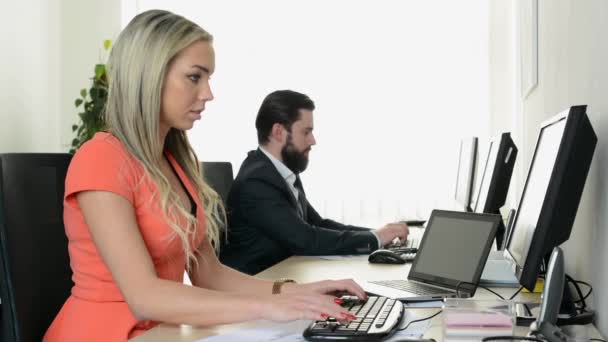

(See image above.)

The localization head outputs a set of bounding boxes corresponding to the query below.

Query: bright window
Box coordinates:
[128,0,490,227]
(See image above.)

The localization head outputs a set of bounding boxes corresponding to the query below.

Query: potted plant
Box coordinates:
[69,40,111,153]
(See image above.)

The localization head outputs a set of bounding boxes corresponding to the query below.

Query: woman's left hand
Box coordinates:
[282,279,368,300]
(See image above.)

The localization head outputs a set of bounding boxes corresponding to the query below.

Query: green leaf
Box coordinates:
[72,138,79,146]
[75,99,83,107]
[104,39,112,51]
[72,124,78,132]
[80,88,87,98]
[94,64,105,80]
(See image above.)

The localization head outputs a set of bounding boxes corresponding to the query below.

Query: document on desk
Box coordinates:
[387,318,432,340]
[195,318,431,341]
[195,320,308,342]
[196,328,304,342]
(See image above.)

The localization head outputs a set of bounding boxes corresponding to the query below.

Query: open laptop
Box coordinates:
[363,210,501,301]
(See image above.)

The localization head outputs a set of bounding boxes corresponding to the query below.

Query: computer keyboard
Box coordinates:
[303,295,405,341]
[368,280,447,296]
[387,237,420,252]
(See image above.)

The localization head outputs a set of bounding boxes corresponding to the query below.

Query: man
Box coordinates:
[220,90,409,275]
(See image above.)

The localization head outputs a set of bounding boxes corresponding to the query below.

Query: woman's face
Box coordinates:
[160,40,215,133]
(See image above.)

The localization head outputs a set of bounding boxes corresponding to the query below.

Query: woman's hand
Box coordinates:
[259,292,357,323]
[256,279,367,322]
[283,279,368,300]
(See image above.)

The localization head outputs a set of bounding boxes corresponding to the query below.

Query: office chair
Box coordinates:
[0,154,73,342]
[201,161,233,205]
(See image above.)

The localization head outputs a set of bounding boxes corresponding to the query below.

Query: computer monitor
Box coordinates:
[473,133,518,249]
[454,137,478,212]
[504,105,597,292]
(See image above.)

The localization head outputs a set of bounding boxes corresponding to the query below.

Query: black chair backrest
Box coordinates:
[0,153,73,342]
[201,162,233,205]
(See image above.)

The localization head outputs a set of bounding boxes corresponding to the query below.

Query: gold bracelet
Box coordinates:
[272,278,296,295]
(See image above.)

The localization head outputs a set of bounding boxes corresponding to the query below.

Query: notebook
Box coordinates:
[363,210,501,301]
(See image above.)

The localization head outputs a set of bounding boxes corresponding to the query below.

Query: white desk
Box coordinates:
[133,254,603,341]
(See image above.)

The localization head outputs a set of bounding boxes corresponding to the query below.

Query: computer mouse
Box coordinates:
[368,249,407,264]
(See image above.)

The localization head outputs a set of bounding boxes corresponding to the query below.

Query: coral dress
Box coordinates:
[44,132,206,341]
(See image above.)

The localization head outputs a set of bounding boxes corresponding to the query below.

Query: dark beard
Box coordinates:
[281,136,309,174]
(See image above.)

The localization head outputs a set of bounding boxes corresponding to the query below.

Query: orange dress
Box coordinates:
[44,132,206,341]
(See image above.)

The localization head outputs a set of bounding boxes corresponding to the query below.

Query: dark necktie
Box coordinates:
[293,176,308,221]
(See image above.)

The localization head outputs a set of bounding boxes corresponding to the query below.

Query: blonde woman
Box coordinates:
[45,9,363,342]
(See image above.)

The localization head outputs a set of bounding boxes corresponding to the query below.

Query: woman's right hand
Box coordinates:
[259,293,357,323]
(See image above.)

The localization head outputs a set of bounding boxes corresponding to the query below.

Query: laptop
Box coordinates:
[363,210,501,301]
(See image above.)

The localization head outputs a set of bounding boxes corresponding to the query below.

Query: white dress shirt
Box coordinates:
[259,146,382,248]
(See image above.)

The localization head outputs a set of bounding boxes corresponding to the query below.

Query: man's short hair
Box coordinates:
[255,90,315,145]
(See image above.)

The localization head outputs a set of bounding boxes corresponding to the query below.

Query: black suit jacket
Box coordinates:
[219,149,378,275]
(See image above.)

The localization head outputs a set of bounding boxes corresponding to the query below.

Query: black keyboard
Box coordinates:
[368,280,448,296]
[386,237,420,252]
[303,296,405,341]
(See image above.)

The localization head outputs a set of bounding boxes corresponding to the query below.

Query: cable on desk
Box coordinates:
[566,274,587,311]
[481,336,543,342]
[563,274,596,321]
[508,286,523,300]
[576,280,593,302]
[456,281,505,300]
[538,273,594,315]
[397,310,442,332]
[568,276,592,308]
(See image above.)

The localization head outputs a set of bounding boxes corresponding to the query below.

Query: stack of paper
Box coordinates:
[443,299,515,341]
[444,312,513,339]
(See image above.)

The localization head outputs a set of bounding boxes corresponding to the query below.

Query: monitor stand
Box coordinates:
[491,208,516,251]
[516,258,594,327]
[542,253,595,325]
[516,280,595,326]
[494,219,506,250]
[529,247,576,342]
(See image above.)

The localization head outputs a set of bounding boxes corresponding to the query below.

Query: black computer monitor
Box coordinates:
[504,105,597,292]
[473,133,518,249]
[454,137,478,212]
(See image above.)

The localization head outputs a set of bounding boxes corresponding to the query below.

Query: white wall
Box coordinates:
[490,0,608,334]
[1,1,62,152]
[133,0,492,227]
[0,0,121,153]
[59,0,123,152]
[488,0,520,213]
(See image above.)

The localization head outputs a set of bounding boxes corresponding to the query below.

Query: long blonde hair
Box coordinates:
[104,9,225,269]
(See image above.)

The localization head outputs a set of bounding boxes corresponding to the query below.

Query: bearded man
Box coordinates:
[219,90,409,274]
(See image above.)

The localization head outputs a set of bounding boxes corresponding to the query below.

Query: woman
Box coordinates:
[45,9,363,341]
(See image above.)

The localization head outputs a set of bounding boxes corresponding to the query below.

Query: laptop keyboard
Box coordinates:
[303,295,405,341]
[369,280,448,296]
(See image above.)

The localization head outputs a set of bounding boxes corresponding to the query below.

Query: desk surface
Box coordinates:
[133,253,603,342]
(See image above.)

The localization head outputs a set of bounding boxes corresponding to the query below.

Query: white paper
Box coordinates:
[196,317,431,341]
[196,328,303,342]
[387,318,432,340]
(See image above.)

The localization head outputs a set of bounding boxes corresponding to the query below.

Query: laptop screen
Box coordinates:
[408,210,500,291]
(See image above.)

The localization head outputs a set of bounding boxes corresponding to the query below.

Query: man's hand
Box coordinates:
[376,222,409,246]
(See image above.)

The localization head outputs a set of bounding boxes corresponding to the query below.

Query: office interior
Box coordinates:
[1,0,606,339]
